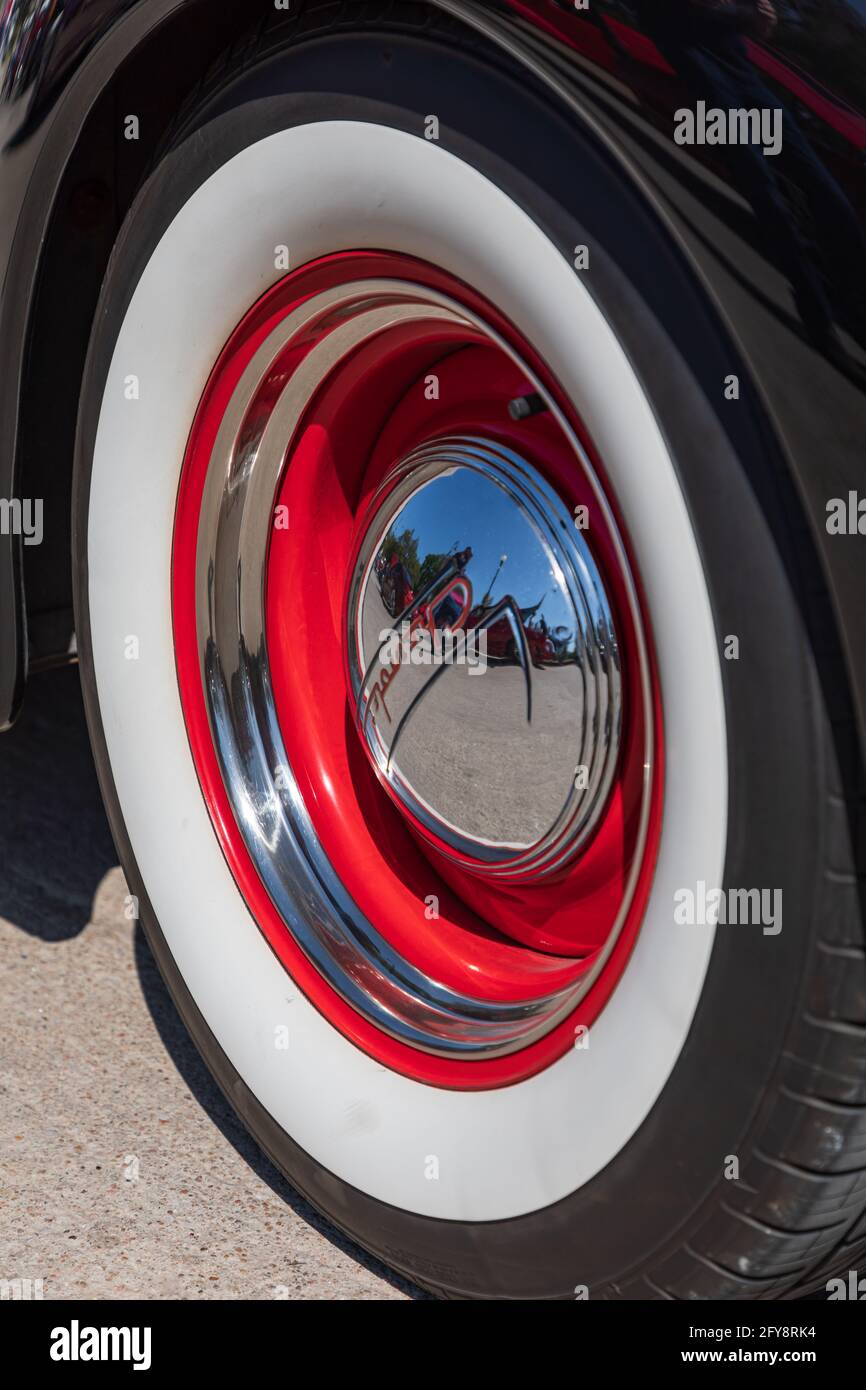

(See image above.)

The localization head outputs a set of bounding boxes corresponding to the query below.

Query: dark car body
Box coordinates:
[1,0,865,787]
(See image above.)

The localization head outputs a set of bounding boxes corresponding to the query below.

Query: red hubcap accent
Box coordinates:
[172,251,664,1089]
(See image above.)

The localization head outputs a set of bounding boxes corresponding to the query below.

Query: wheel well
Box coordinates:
[19,0,258,666]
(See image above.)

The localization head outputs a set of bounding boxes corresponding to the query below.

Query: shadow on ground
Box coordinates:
[0,666,116,940]
[0,665,426,1298]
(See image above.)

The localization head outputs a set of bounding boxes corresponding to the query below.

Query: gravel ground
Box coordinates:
[0,667,419,1301]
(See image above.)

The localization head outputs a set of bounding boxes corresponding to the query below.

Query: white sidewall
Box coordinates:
[88,122,726,1221]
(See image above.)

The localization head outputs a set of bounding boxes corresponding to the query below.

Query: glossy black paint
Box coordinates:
[1,0,865,759]
[0,0,248,725]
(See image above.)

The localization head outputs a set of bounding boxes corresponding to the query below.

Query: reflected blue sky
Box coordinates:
[385,468,577,640]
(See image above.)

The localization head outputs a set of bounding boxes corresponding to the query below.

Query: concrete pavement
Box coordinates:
[0,668,418,1300]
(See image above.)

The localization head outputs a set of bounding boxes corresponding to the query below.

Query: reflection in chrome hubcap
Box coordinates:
[347,437,622,880]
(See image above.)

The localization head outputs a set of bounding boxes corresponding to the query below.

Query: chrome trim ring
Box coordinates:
[346,436,622,880]
[193,276,654,1059]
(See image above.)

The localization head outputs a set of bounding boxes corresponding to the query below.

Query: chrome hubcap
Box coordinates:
[347,436,622,881]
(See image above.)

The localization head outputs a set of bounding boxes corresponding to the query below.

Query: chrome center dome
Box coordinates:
[346,437,622,881]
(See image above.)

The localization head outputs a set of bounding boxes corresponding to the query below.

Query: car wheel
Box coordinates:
[72,3,866,1299]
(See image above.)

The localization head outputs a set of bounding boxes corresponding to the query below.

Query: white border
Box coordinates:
[88,122,726,1221]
